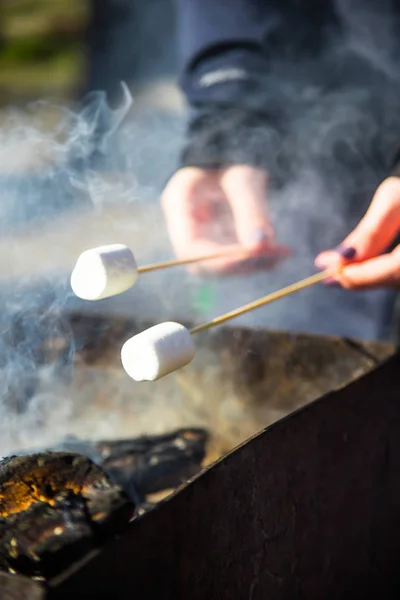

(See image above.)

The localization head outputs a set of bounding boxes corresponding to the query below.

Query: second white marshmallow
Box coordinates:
[121,322,196,381]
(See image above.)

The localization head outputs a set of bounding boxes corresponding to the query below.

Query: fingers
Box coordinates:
[161,165,290,275]
[184,244,290,275]
[161,167,208,257]
[221,164,292,263]
[220,165,275,248]
[347,177,400,258]
[315,177,400,272]
[333,245,400,289]
[175,241,246,275]
[161,168,246,273]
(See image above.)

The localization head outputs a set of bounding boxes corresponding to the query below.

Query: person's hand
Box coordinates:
[315,177,400,288]
[161,165,291,274]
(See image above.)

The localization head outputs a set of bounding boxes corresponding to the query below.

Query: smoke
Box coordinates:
[0,84,137,454]
[0,77,189,455]
[228,0,400,340]
[335,0,400,81]
[1,1,400,454]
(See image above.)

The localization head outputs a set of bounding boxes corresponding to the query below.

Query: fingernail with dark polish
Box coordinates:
[336,246,357,260]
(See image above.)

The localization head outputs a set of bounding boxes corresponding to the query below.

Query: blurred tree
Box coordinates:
[0,0,89,103]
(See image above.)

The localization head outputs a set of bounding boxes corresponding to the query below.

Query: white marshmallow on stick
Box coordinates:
[121,322,195,382]
[70,244,138,301]
[121,269,336,382]
[71,244,243,302]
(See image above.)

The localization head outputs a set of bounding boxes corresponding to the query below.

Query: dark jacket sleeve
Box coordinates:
[176,0,285,171]
[178,0,272,105]
[176,0,400,180]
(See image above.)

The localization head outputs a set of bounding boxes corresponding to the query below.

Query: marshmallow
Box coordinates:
[121,322,195,381]
[70,244,138,301]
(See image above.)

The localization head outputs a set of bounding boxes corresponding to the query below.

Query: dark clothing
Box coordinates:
[177,0,400,177]
[174,1,400,342]
[178,0,337,106]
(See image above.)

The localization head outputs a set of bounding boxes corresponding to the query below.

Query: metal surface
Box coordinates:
[47,350,400,599]
[0,338,398,598]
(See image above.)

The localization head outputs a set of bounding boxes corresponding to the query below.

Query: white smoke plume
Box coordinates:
[0,1,400,454]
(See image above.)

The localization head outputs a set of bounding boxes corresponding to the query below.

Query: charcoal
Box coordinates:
[0,452,135,580]
[29,428,209,502]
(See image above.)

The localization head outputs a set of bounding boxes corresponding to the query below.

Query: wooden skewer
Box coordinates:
[189,269,336,335]
[138,250,242,274]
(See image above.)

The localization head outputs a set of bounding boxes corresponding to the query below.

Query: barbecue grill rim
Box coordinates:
[47,348,399,590]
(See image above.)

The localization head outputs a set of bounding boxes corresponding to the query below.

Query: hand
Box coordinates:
[315,177,400,288]
[161,165,290,274]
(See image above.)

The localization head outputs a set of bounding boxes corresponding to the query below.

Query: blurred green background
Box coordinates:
[0,0,179,109]
[0,0,89,105]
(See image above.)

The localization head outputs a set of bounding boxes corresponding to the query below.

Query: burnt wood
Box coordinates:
[16,428,209,506]
[47,350,400,600]
[0,453,134,581]
[54,428,208,500]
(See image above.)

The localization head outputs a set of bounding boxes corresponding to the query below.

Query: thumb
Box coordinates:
[220,165,274,248]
